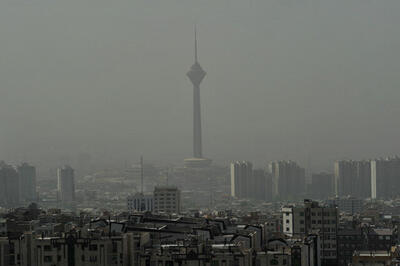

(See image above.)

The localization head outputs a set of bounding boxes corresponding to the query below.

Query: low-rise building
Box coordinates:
[127,193,153,212]
[352,250,392,266]
[326,197,363,215]
[153,186,181,214]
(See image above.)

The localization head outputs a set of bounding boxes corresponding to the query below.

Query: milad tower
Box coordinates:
[184,28,212,168]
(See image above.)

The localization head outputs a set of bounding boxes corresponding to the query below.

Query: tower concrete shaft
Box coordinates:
[193,84,202,158]
[186,28,206,158]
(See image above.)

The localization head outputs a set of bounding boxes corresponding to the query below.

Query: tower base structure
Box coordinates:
[184,157,212,168]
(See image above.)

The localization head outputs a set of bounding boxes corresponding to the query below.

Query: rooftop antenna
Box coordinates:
[140,156,144,195]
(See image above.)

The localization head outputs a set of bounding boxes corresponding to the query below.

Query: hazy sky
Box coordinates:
[1,0,400,171]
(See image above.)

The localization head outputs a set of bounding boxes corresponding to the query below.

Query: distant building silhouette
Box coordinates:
[253,169,272,201]
[269,161,305,200]
[371,157,400,199]
[0,161,19,207]
[308,172,334,199]
[230,161,272,201]
[334,160,357,197]
[230,161,252,198]
[356,160,371,198]
[57,165,75,206]
[17,163,37,202]
[334,160,371,198]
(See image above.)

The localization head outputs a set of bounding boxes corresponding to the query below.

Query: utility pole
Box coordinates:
[140,156,144,195]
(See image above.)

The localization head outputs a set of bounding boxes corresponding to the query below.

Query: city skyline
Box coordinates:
[1,1,400,265]
[1,0,400,172]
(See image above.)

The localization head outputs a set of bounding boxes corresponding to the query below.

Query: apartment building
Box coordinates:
[282,199,338,266]
[153,186,181,214]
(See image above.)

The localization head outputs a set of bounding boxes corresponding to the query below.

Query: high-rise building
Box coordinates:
[334,160,372,199]
[334,160,357,197]
[356,160,371,198]
[57,165,75,205]
[230,162,272,201]
[282,199,338,266]
[230,161,252,198]
[153,186,181,214]
[17,163,37,202]
[308,172,334,199]
[0,162,19,207]
[184,28,211,168]
[269,161,305,200]
[371,157,400,199]
[253,169,272,201]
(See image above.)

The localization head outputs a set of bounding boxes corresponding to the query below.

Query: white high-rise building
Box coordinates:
[153,186,180,214]
[57,165,75,205]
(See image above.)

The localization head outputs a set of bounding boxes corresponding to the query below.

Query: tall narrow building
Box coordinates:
[0,161,20,207]
[371,157,400,199]
[269,160,305,200]
[309,172,334,199]
[334,160,357,197]
[230,161,253,198]
[57,165,75,205]
[184,28,211,168]
[17,163,37,202]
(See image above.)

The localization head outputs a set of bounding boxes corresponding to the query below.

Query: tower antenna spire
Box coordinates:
[194,25,198,62]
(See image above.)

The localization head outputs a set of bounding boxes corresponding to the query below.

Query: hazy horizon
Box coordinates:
[1,0,400,172]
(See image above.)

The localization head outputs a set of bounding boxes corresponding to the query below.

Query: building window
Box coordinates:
[112,242,118,253]
[211,261,220,266]
[270,259,279,265]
